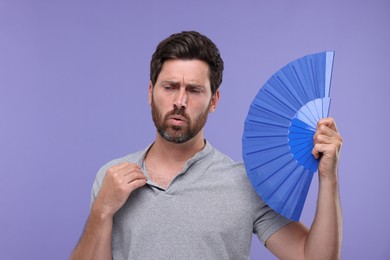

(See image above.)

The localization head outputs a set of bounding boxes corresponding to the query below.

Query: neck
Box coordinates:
[143,131,206,189]
[149,131,206,164]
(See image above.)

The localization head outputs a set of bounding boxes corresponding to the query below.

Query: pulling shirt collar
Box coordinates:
[137,140,213,191]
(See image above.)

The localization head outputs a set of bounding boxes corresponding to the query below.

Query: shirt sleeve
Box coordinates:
[89,166,106,209]
[253,202,292,245]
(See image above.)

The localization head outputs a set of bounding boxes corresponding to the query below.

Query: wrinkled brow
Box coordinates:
[160,80,206,89]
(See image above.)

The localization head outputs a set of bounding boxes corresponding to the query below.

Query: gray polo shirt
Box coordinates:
[91,141,291,260]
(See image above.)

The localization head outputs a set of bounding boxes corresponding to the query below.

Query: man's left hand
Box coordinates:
[312,117,343,180]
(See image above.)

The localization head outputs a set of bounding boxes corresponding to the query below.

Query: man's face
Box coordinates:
[149,59,219,144]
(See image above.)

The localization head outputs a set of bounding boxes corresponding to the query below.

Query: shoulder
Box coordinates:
[206,143,239,166]
[205,145,258,197]
[207,145,247,177]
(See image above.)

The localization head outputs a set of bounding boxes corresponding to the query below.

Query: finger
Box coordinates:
[312,145,320,160]
[127,178,147,191]
[312,142,340,159]
[313,133,334,145]
[317,117,338,132]
[106,171,145,193]
[314,133,343,147]
[315,124,334,137]
[114,164,142,176]
[312,142,327,160]
[124,171,147,184]
[315,122,342,142]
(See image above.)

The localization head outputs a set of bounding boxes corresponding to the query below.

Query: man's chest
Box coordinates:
[113,181,255,241]
[110,163,259,259]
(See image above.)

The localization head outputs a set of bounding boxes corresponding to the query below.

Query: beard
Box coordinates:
[151,97,211,144]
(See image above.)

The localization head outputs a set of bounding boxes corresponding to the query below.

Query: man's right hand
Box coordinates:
[92,162,147,218]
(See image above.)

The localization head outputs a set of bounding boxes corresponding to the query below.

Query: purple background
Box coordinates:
[1,1,389,259]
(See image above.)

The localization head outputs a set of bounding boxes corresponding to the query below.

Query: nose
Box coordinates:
[174,87,187,110]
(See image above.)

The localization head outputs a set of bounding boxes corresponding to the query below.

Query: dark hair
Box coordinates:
[150,31,224,95]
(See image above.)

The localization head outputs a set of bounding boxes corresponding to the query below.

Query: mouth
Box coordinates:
[168,115,188,126]
[169,115,187,122]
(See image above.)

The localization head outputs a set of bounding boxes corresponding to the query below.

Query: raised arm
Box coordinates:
[266,118,343,260]
[71,162,146,260]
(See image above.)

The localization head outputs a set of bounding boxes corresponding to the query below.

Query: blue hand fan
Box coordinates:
[242,51,335,221]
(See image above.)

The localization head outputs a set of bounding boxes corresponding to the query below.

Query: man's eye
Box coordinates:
[189,88,202,94]
[164,85,174,90]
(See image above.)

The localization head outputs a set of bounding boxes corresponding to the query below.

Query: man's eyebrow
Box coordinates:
[160,80,180,86]
[186,83,206,89]
[160,80,206,89]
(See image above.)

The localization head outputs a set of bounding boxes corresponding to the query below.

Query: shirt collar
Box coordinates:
[136,140,213,190]
[136,140,213,170]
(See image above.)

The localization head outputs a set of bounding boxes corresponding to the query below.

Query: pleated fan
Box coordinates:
[242,51,335,221]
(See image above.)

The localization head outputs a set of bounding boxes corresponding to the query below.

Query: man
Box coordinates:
[71,31,342,259]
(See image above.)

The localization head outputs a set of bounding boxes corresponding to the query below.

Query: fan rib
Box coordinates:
[275,75,304,107]
[266,86,302,113]
[280,167,306,211]
[253,158,295,187]
[307,102,320,123]
[294,143,313,161]
[253,104,290,121]
[310,58,320,98]
[266,164,300,200]
[297,109,317,128]
[263,89,296,114]
[246,144,288,155]
[291,65,310,102]
[248,120,288,129]
[250,151,290,171]
[325,52,334,97]
[246,134,286,139]
[312,100,322,121]
[289,123,315,133]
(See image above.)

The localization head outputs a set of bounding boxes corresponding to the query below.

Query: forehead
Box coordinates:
[157,59,210,86]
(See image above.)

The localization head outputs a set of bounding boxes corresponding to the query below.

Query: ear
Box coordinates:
[209,89,220,112]
[148,81,153,105]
